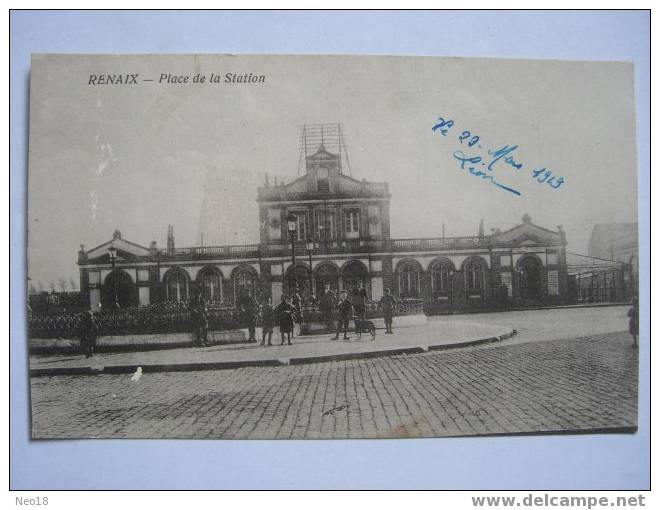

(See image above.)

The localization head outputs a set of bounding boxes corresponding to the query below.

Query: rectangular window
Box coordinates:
[317,211,335,240]
[548,270,559,295]
[290,211,307,241]
[295,212,306,241]
[345,209,360,239]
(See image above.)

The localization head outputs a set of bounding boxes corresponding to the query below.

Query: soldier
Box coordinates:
[319,283,336,333]
[628,296,638,347]
[260,297,275,346]
[78,311,98,358]
[291,287,303,336]
[274,295,295,345]
[352,281,369,322]
[238,289,259,342]
[189,303,203,346]
[379,288,397,334]
[333,290,353,341]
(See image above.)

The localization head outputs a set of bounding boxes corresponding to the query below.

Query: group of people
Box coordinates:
[73,289,641,357]
[244,281,399,346]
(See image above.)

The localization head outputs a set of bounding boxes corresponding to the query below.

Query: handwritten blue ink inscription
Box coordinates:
[432,116,565,196]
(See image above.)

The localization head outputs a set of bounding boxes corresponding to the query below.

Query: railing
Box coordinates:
[28,298,427,339]
[257,185,389,201]
[169,244,261,258]
[391,236,488,250]
[95,236,495,265]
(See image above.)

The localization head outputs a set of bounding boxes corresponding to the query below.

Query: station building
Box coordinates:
[78,125,573,312]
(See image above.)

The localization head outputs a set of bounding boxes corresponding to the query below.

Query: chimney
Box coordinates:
[167,225,175,255]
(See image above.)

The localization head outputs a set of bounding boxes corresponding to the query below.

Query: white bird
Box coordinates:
[130,367,142,382]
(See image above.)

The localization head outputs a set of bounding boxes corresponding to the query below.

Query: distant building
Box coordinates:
[588,223,638,275]
[77,124,571,312]
[564,222,640,303]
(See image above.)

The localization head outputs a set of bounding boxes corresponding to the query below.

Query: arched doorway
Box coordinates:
[233,267,258,303]
[197,267,223,303]
[342,260,369,293]
[397,260,421,298]
[518,256,543,300]
[102,270,136,309]
[315,263,339,295]
[164,268,190,303]
[284,264,312,297]
[463,257,486,297]
[430,258,455,297]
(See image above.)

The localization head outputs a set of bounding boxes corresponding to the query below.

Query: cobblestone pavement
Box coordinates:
[30,332,638,439]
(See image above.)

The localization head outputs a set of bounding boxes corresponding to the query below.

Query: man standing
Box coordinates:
[274,295,295,345]
[189,302,208,347]
[319,283,336,333]
[260,297,275,346]
[78,311,99,358]
[352,281,369,334]
[238,289,259,342]
[333,290,353,341]
[380,288,397,334]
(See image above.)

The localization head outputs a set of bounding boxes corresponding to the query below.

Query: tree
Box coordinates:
[49,282,56,293]
[57,278,68,293]
[69,277,77,291]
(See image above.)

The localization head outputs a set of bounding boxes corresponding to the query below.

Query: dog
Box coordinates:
[354,318,376,340]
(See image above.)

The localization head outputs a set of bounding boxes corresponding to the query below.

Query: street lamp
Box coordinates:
[107,245,118,307]
[286,213,297,294]
[306,238,315,294]
[448,268,454,315]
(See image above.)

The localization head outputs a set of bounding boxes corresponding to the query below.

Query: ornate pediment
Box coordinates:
[491,223,561,246]
[83,237,152,263]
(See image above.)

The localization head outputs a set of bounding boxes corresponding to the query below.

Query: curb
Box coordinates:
[30,328,515,378]
[288,346,426,365]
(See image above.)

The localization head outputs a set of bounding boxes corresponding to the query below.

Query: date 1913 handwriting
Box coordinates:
[432,117,565,196]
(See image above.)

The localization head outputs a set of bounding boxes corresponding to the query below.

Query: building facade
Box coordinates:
[78,128,571,312]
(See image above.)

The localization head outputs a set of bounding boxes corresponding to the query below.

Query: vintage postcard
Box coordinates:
[27,54,639,439]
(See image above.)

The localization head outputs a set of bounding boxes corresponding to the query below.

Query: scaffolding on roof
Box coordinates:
[297,123,352,177]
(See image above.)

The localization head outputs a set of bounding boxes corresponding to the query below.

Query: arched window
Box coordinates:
[464,258,485,295]
[431,260,453,296]
[284,265,312,296]
[166,270,189,302]
[399,263,420,297]
[199,268,222,301]
[342,261,369,292]
[315,264,339,294]
[102,270,135,308]
[234,269,256,301]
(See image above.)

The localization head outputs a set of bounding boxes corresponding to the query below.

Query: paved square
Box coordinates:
[30,331,638,439]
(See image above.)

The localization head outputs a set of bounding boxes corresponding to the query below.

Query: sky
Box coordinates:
[27,54,638,289]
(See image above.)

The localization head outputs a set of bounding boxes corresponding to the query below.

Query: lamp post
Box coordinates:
[306,238,315,294]
[286,213,297,294]
[107,246,118,307]
[448,268,454,315]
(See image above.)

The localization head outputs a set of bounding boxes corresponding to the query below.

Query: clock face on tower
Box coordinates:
[318,167,329,179]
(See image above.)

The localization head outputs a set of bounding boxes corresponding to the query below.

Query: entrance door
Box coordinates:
[102,270,135,308]
[518,256,543,301]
